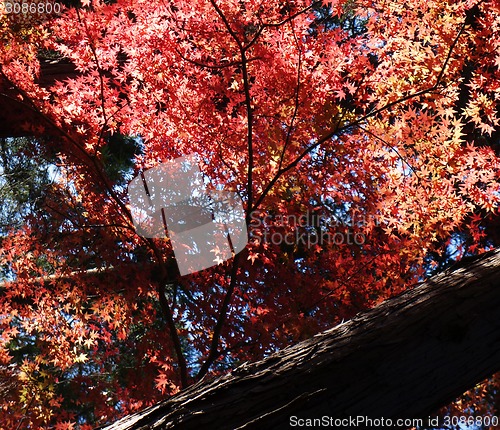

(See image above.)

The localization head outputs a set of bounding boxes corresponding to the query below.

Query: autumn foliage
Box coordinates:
[0,0,500,427]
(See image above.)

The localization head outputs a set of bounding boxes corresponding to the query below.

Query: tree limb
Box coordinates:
[101,249,500,430]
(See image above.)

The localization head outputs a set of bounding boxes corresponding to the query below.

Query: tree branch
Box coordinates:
[251,16,469,212]
[0,68,188,388]
[278,16,302,172]
[196,252,241,380]
[158,282,189,388]
[101,248,500,430]
[208,0,254,219]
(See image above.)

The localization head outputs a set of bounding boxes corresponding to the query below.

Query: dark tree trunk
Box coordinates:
[0,59,76,138]
[100,249,500,430]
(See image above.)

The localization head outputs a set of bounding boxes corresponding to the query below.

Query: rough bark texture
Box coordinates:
[99,249,500,430]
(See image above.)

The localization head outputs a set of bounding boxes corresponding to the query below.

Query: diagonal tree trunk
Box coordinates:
[0,59,77,138]
[100,249,500,430]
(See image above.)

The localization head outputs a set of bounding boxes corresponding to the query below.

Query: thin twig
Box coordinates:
[356,124,420,179]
